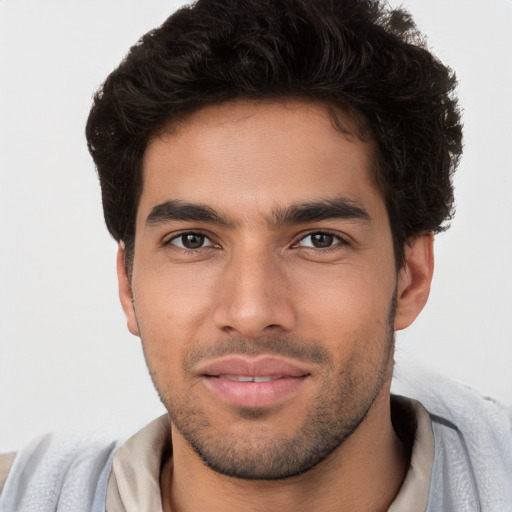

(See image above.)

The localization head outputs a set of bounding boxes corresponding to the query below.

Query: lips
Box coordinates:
[197,356,310,378]
[197,356,310,408]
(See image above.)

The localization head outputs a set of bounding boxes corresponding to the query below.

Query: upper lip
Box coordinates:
[197,356,311,378]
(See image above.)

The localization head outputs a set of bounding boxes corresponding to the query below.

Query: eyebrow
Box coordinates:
[146,197,371,229]
[146,200,237,228]
[269,198,371,227]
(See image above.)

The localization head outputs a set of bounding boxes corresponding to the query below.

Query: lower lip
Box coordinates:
[202,376,307,408]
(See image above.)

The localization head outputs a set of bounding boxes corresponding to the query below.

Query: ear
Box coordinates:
[394,234,434,331]
[116,242,140,337]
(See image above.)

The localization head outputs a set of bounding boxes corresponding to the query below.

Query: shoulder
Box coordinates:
[392,361,512,510]
[393,359,512,454]
[426,395,512,510]
[0,452,16,494]
[393,360,512,435]
[0,434,119,512]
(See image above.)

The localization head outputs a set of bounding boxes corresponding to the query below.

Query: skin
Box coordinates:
[117,99,434,512]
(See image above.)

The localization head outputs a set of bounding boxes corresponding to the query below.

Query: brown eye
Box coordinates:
[298,232,340,249]
[310,233,334,248]
[169,232,212,249]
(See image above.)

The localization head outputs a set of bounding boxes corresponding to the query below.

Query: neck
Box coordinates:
[162,386,408,512]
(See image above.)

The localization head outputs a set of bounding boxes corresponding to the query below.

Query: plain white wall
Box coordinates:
[1,0,511,452]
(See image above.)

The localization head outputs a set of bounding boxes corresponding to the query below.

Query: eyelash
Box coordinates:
[163,230,349,253]
[163,231,217,252]
[293,230,349,252]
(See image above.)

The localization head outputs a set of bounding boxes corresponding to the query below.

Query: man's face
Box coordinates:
[123,99,403,479]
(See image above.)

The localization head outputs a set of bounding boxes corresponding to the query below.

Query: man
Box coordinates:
[1,0,511,511]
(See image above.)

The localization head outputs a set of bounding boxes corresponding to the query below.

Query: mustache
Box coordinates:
[183,335,331,372]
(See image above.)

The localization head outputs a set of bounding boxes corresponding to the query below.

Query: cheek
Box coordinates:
[132,265,218,362]
[295,262,395,328]
[135,261,214,320]
[291,268,396,377]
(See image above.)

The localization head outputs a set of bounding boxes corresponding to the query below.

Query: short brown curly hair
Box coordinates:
[86,0,462,268]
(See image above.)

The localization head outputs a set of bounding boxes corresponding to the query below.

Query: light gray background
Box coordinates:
[1,0,511,452]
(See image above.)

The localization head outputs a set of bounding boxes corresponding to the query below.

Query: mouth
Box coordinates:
[198,356,311,409]
[217,375,286,382]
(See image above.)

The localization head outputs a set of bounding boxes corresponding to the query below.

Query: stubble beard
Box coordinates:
[142,297,397,481]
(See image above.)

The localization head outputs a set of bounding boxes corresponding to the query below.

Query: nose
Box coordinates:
[213,246,296,338]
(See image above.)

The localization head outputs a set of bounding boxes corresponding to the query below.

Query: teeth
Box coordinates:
[223,375,280,382]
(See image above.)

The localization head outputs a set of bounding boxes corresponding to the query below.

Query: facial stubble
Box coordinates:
[139,293,397,481]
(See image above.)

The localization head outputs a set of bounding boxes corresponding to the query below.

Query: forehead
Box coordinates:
[139,99,380,222]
